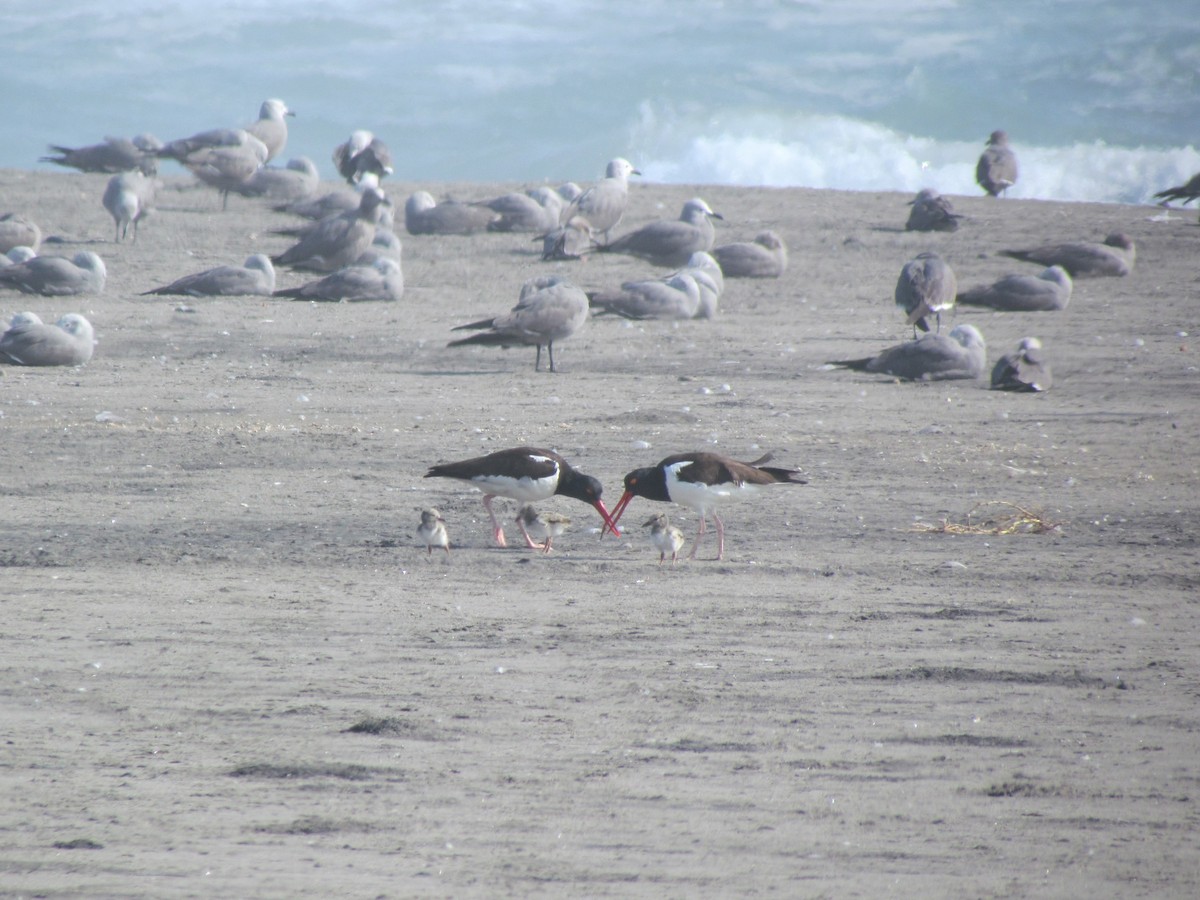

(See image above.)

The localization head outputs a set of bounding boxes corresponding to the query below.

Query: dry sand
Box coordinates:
[2,168,1198,898]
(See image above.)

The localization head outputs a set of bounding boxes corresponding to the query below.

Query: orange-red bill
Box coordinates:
[593,499,621,537]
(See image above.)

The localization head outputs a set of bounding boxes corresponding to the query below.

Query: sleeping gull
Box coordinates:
[828,324,987,382]
[405,191,498,235]
[233,157,320,203]
[141,255,276,296]
[272,187,390,272]
[562,157,639,242]
[588,271,702,320]
[475,186,565,233]
[957,265,1072,311]
[991,337,1052,392]
[448,274,589,373]
[712,230,788,277]
[599,197,723,268]
[0,213,42,254]
[273,256,404,302]
[999,234,1135,278]
[905,189,963,232]
[103,171,157,242]
[0,252,106,295]
[333,130,393,185]
[895,251,957,336]
[0,313,95,366]
[976,130,1018,197]
[1,247,39,267]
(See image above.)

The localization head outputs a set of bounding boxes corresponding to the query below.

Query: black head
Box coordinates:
[623,465,669,502]
[557,469,603,504]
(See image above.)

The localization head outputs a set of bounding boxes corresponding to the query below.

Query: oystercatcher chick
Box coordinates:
[643,513,685,565]
[425,447,619,548]
[416,508,450,556]
[610,452,805,560]
[515,505,571,553]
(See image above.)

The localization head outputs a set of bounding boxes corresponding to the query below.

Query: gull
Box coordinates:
[0,313,95,366]
[895,251,957,335]
[0,213,42,254]
[1153,172,1200,206]
[41,135,161,174]
[991,337,1052,392]
[1,247,39,267]
[828,323,987,382]
[976,130,1018,197]
[271,187,390,272]
[475,186,565,233]
[562,157,639,242]
[905,189,963,232]
[333,130,393,184]
[0,251,106,295]
[405,191,498,235]
[233,157,320,203]
[273,256,403,302]
[998,234,1135,278]
[416,509,450,556]
[644,512,685,566]
[448,275,589,373]
[274,172,381,219]
[957,265,1072,311]
[712,230,788,277]
[141,255,275,296]
[181,130,269,209]
[245,98,294,163]
[540,215,594,261]
[102,171,157,242]
[588,271,702,320]
[599,197,723,268]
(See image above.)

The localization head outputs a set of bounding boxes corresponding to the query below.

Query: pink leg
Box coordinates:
[482,495,507,548]
[689,515,707,559]
[514,516,546,550]
[713,513,726,560]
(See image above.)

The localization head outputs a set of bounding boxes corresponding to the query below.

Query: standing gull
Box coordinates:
[448,275,589,373]
[609,452,806,561]
[102,171,157,242]
[181,130,269,209]
[599,197,723,268]
[417,509,450,556]
[895,251,957,335]
[976,130,1018,197]
[712,230,788,278]
[998,234,1135,278]
[828,323,987,382]
[141,255,276,297]
[0,313,95,366]
[991,337,1052,392]
[424,446,618,548]
[246,99,294,163]
[562,157,639,243]
[271,187,390,272]
[333,130,393,185]
[957,265,1072,311]
[0,252,106,295]
[905,189,963,232]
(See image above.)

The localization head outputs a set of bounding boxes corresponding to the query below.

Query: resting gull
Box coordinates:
[712,230,788,277]
[0,213,42,254]
[999,233,1135,278]
[273,256,404,302]
[0,313,95,366]
[905,189,963,232]
[141,254,276,296]
[588,271,702,320]
[541,216,594,261]
[233,157,320,203]
[0,252,106,295]
[991,337,1052,392]
[333,130,393,185]
[272,187,390,272]
[405,191,498,235]
[828,324,987,382]
[957,265,1072,311]
[599,197,723,268]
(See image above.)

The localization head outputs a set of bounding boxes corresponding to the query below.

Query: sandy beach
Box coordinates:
[2,167,1198,898]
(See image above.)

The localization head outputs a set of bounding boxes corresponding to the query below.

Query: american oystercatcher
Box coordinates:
[609,452,806,560]
[425,447,619,548]
[416,508,450,556]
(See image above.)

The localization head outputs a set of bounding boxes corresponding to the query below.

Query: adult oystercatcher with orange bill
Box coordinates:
[609,452,805,560]
[425,447,619,549]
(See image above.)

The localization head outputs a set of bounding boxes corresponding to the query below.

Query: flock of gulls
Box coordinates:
[0,103,1177,560]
